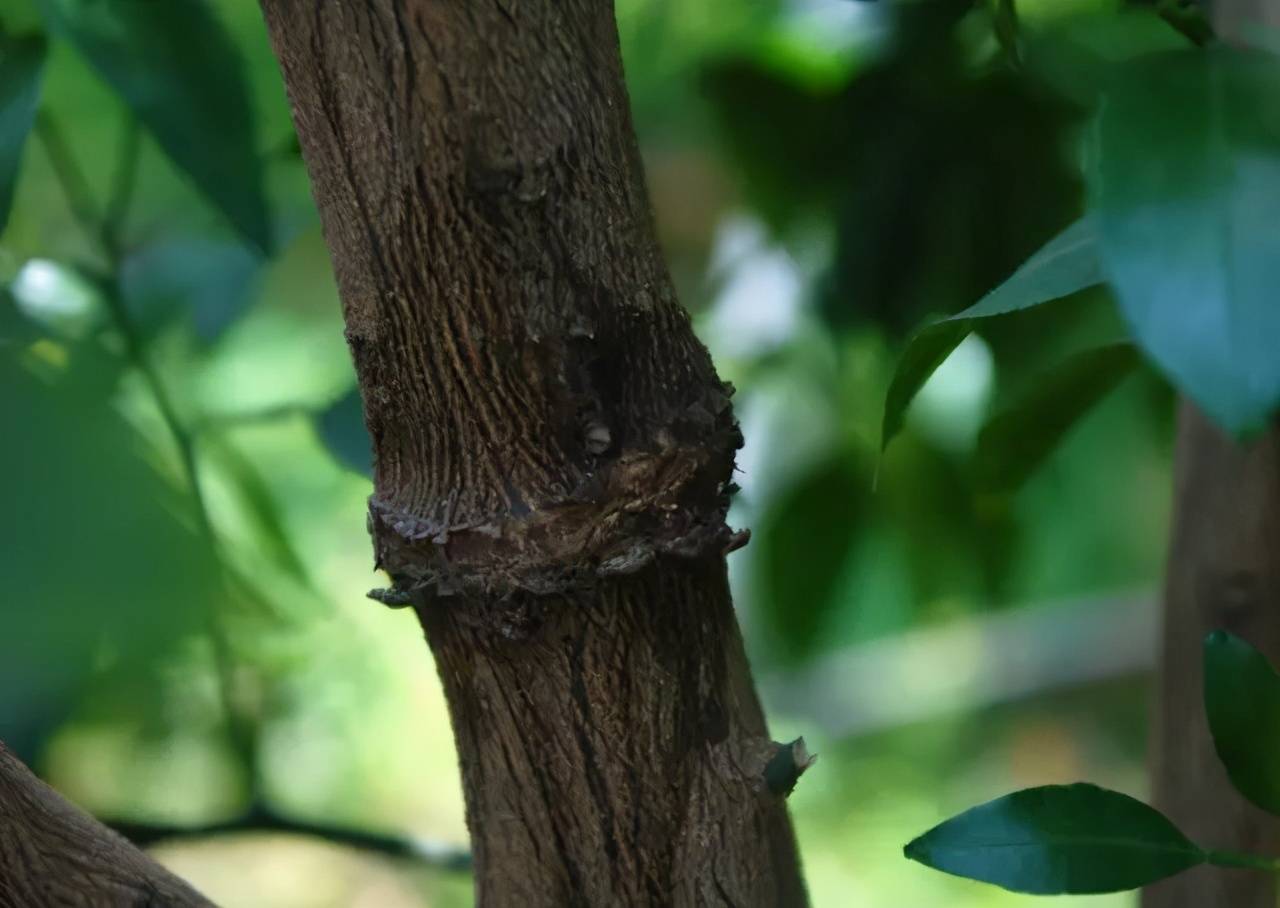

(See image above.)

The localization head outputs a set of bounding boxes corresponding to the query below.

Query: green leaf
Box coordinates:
[0,287,41,348]
[203,434,312,590]
[1156,0,1214,47]
[905,784,1205,894]
[1204,630,1280,815]
[1091,47,1280,436]
[755,455,864,663]
[121,238,263,341]
[882,217,1103,451]
[38,0,273,253]
[0,346,219,757]
[0,34,47,235]
[975,343,1140,492]
[318,388,373,478]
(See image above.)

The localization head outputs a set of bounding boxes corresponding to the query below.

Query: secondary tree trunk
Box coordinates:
[0,741,211,905]
[259,3,808,905]
[1143,1,1280,905]
[1144,404,1280,908]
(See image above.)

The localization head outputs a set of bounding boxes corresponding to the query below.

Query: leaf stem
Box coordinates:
[1206,850,1280,873]
[34,113,108,261]
[35,110,259,780]
[103,114,142,252]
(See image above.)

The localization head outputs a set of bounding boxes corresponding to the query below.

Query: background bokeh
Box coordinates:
[0,0,1188,904]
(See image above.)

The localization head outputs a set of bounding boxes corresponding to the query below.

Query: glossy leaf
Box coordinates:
[1091,47,1280,435]
[0,34,47,234]
[975,343,1140,492]
[882,217,1103,451]
[905,784,1205,894]
[38,0,273,252]
[1204,630,1280,815]
[318,388,373,478]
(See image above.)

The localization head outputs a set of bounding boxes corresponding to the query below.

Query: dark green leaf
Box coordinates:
[882,217,1103,451]
[992,0,1020,63]
[1091,47,1280,435]
[1204,630,1280,815]
[0,34,47,235]
[318,388,373,478]
[975,343,1140,492]
[754,456,864,663]
[0,348,218,757]
[1156,0,1214,47]
[121,239,262,341]
[905,784,1205,894]
[707,18,1081,341]
[0,287,40,348]
[38,0,273,252]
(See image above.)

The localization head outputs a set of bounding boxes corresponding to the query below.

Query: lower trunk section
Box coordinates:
[419,558,807,907]
[1143,404,1280,908]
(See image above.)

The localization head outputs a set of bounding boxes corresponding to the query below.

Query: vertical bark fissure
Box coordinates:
[260,2,807,904]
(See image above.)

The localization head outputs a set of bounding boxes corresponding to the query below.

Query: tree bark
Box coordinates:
[258,3,808,905]
[0,741,211,906]
[1143,404,1280,908]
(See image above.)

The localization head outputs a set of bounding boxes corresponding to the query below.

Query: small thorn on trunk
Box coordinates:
[368,587,415,608]
[723,528,751,555]
[764,737,817,797]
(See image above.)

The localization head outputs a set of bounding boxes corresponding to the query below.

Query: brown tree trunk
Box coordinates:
[0,741,211,905]
[258,3,807,905]
[1143,404,1280,908]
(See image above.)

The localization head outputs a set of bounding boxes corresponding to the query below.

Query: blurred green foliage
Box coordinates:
[0,0,1239,904]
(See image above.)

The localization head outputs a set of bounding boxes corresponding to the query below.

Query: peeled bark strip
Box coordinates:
[259,2,807,904]
[1144,405,1280,908]
[0,742,211,906]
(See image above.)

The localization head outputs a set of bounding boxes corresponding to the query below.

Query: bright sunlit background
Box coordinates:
[0,0,1185,904]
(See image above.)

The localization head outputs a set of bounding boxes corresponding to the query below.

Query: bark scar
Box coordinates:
[369,433,741,601]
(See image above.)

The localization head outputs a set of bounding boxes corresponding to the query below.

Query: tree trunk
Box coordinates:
[1143,404,1280,908]
[258,3,808,905]
[0,741,211,905]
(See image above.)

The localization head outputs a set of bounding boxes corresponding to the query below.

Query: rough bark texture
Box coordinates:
[259,2,807,905]
[0,741,211,906]
[1144,405,1280,908]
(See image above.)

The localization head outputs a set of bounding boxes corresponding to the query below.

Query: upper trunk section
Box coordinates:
[262,0,741,601]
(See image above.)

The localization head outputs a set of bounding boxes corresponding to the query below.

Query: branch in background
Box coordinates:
[764,592,1155,738]
[110,805,473,874]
